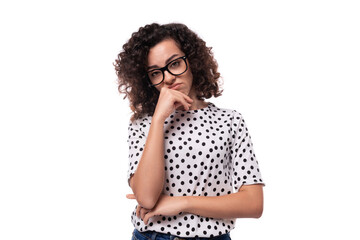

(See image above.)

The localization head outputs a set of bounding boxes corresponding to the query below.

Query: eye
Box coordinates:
[150,71,160,77]
[170,60,181,68]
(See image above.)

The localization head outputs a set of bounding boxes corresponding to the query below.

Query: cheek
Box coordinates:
[185,72,193,85]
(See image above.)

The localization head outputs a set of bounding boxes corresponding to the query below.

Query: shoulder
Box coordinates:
[210,102,243,120]
[128,114,152,132]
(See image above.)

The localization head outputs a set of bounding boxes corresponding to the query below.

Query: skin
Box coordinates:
[127,38,199,210]
[126,184,264,225]
[148,38,209,123]
[126,38,264,225]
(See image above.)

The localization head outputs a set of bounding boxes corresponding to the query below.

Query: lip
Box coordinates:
[169,83,182,90]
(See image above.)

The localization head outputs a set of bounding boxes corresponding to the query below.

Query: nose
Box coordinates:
[163,69,175,86]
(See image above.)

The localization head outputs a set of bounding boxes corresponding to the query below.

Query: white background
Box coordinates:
[1,0,359,239]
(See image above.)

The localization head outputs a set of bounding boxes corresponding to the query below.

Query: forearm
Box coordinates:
[183,190,263,219]
[132,118,165,209]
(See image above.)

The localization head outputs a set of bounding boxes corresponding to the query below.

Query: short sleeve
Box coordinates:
[126,118,147,187]
[230,111,265,192]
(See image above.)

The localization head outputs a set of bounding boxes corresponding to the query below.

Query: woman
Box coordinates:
[114,23,265,240]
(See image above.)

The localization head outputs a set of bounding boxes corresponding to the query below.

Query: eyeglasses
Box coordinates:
[146,56,188,87]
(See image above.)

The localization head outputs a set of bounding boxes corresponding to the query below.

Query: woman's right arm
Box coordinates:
[129,117,165,210]
[129,87,193,210]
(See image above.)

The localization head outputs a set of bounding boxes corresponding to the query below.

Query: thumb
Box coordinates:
[126,194,136,199]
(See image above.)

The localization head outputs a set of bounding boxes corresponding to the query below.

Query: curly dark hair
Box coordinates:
[113,22,223,121]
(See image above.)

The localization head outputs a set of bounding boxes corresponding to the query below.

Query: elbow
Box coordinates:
[133,185,160,210]
[252,188,264,218]
[254,206,263,218]
[136,195,158,210]
[132,188,161,210]
[252,203,263,218]
[130,175,161,209]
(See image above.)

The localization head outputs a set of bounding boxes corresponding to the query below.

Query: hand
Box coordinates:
[126,193,188,225]
[153,87,193,123]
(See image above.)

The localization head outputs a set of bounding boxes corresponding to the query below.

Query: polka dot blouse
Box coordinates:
[127,102,265,238]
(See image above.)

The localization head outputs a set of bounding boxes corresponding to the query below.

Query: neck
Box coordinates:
[176,98,207,111]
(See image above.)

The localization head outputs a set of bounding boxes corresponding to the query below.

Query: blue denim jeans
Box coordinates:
[131,229,231,240]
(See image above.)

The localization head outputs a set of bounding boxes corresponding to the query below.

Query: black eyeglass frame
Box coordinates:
[146,56,188,87]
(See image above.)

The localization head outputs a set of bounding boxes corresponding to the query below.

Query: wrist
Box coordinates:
[152,114,165,124]
[182,196,192,213]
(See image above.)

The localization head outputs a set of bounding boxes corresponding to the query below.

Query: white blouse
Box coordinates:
[127,102,265,238]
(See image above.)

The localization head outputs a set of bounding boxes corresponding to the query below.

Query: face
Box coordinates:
[147,38,195,98]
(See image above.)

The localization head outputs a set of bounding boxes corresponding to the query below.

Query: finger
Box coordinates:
[173,90,193,103]
[179,92,193,103]
[143,211,154,225]
[185,95,193,103]
[126,194,136,199]
[140,207,148,222]
[178,94,193,109]
[174,101,182,109]
[173,95,191,111]
[136,205,141,218]
[181,98,191,111]
[175,101,190,111]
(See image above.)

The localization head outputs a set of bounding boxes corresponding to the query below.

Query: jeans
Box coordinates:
[131,229,231,240]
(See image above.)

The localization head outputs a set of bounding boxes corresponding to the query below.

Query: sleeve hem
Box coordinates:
[234,180,266,191]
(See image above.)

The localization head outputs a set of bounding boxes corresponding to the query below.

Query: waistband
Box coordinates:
[133,228,230,240]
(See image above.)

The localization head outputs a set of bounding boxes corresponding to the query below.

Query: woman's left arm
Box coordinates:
[184,184,264,219]
[126,184,264,225]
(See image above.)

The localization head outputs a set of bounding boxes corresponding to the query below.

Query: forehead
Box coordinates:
[147,38,184,65]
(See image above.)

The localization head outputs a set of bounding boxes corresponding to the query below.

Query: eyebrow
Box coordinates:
[147,54,180,70]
